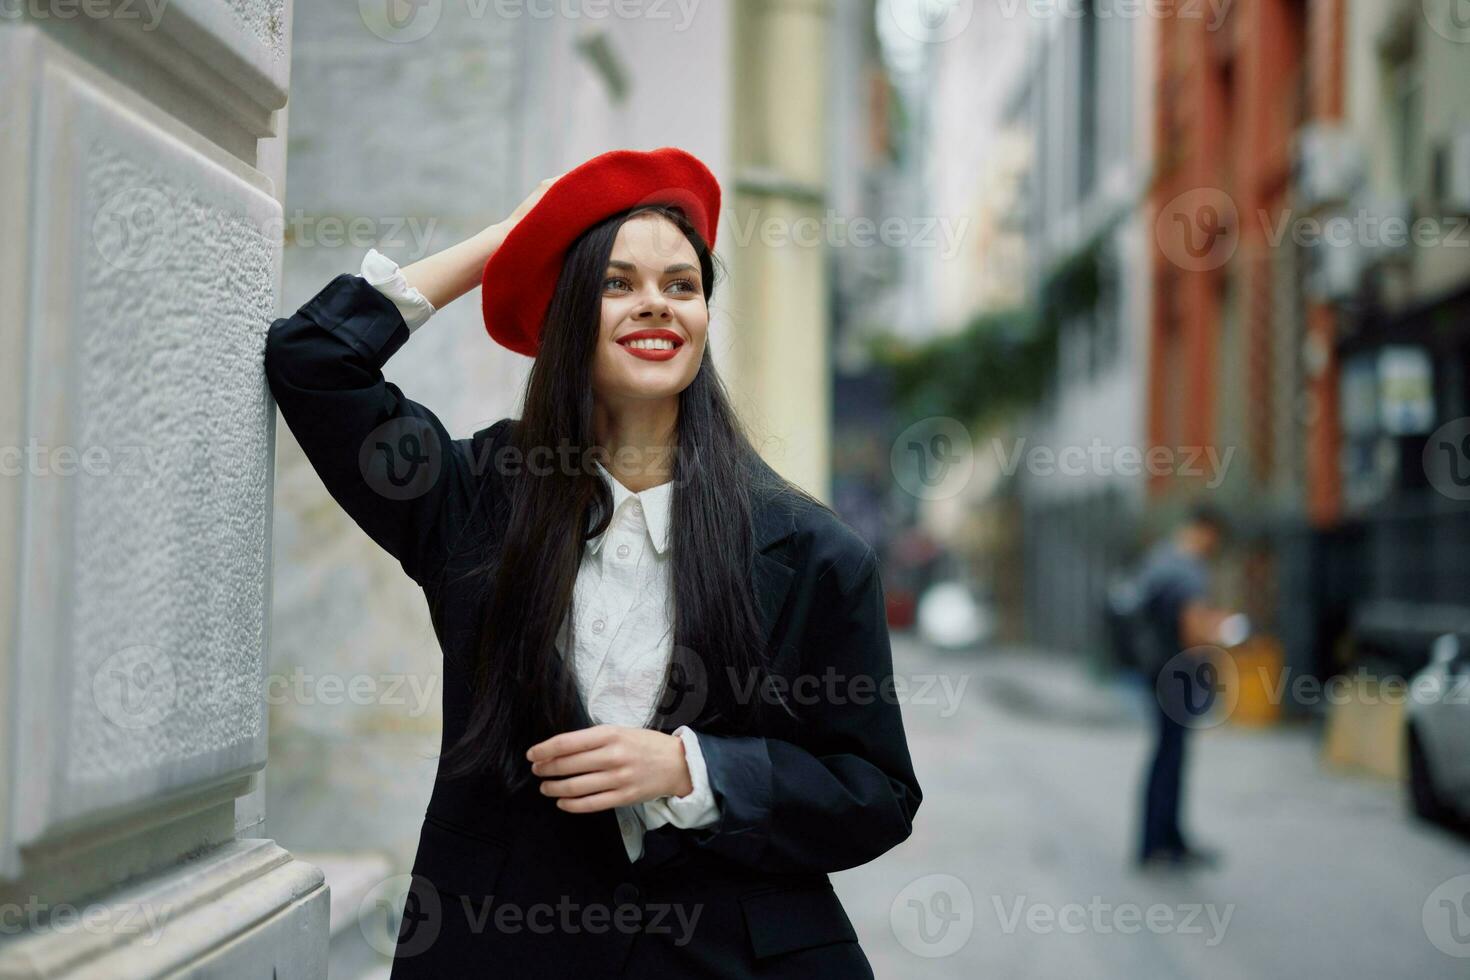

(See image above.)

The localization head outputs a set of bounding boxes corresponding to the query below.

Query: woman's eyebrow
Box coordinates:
[606,260,699,274]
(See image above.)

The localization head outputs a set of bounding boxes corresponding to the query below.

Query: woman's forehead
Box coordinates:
[610,214,698,268]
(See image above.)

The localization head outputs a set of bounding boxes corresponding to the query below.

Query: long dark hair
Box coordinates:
[438,203,820,794]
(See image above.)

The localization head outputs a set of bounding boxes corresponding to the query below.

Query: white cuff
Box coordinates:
[638,725,722,831]
[358,247,436,333]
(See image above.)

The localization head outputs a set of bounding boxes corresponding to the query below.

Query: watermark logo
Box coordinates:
[601,643,709,730]
[891,417,974,502]
[93,644,177,730]
[1424,874,1470,958]
[651,645,709,729]
[1423,417,1470,501]
[626,189,712,263]
[886,0,973,44]
[360,417,445,501]
[1155,646,1239,729]
[361,873,441,958]
[361,874,704,948]
[1155,190,1467,274]
[1156,188,1239,272]
[891,873,974,957]
[360,0,443,43]
[93,187,177,273]
[1424,0,1470,44]
[1155,655,1465,726]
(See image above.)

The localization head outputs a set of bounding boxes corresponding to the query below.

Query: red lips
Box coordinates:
[617,327,684,361]
[616,328,684,347]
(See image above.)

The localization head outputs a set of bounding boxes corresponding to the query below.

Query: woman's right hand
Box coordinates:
[484,172,567,250]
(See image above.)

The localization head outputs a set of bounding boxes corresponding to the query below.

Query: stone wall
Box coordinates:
[0,3,327,976]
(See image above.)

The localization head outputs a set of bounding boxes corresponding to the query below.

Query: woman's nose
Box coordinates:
[637,293,670,317]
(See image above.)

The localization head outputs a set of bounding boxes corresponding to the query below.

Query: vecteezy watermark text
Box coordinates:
[0,896,174,945]
[889,873,1235,959]
[997,0,1235,30]
[724,208,971,260]
[990,894,1234,946]
[358,0,704,44]
[360,875,705,958]
[0,0,168,29]
[991,437,1236,488]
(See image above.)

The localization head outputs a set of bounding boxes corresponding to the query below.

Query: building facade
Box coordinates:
[1013,4,1158,658]
[1304,0,1470,674]
[1146,0,1470,695]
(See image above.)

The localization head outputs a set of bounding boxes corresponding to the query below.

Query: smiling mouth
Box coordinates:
[617,338,682,351]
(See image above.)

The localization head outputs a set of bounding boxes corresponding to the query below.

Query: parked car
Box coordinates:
[1405,632,1470,828]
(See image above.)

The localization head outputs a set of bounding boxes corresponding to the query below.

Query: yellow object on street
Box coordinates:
[1224,635,1284,727]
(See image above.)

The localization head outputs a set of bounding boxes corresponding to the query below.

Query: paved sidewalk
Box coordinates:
[833,635,1470,979]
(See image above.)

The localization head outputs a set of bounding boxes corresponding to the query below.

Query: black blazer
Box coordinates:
[264,273,923,978]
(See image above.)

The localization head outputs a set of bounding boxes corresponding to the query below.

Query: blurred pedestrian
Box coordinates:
[1132,501,1243,871]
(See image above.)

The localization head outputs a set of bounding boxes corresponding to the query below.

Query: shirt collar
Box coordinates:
[587,458,672,556]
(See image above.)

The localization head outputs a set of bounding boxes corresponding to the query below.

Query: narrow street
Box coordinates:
[834,636,1470,979]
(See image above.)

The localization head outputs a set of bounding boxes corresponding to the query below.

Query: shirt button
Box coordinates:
[592,619,605,633]
[616,544,630,559]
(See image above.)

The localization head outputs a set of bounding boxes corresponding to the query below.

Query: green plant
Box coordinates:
[870,230,1109,431]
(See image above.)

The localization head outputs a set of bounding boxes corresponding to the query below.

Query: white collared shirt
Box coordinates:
[358,247,437,332]
[356,249,720,863]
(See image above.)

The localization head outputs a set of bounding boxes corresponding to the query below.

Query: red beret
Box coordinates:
[480,146,722,358]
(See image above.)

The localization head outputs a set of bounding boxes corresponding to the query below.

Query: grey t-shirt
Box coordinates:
[1136,539,1209,668]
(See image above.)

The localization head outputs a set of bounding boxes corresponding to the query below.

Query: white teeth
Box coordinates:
[624,338,676,350]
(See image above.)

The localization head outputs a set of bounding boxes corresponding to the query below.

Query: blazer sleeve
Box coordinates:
[686,546,923,874]
[263,272,494,590]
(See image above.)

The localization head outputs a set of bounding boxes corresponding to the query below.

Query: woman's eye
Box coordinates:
[604,276,698,294]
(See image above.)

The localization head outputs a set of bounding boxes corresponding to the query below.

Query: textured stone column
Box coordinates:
[0,3,327,977]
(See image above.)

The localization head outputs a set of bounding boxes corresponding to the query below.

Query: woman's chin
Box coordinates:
[594,377,688,403]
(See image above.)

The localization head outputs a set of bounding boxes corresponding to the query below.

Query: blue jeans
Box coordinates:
[1139,696,1189,859]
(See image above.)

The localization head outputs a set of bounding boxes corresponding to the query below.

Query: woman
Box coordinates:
[264,147,922,978]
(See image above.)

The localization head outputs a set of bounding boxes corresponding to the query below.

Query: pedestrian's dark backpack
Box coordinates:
[1103,569,1170,676]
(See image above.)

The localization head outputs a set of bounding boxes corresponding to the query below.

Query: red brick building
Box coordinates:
[1146,0,1345,675]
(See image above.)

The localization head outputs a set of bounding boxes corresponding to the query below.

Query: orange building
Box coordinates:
[1148,0,1345,502]
[1146,0,1346,682]
[1149,0,1470,690]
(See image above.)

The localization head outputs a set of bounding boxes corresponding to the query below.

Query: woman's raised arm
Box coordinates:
[262,175,565,590]
[263,265,493,591]
[399,174,564,309]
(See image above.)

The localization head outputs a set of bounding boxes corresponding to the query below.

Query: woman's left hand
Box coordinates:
[527,725,693,812]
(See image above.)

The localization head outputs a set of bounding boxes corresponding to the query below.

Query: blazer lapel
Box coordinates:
[749,485,798,656]
[636,485,799,871]
[646,484,798,736]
